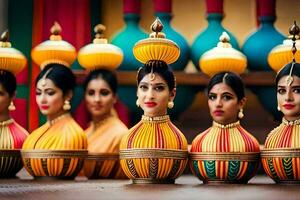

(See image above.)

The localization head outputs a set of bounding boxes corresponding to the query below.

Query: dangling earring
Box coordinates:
[277,105,281,111]
[136,99,140,107]
[8,101,16,111]
[238,108,244,119]
[168,101,174,109]
[63,100,71,111]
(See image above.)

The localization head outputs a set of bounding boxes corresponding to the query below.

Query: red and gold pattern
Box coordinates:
[262,118,300,183]
[120,115,188,184]
[0,119,28,178]
[22,114,87,178]
[190,121,260,184]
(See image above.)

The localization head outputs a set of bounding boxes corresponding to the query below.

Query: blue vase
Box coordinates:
[243,15,285,121]
[111,13,147,71]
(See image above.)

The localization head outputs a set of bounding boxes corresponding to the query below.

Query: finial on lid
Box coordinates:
[149,17,166,38]
[0,30,11,48]
[94,24,106,39]
[50,22,62,41]
[92,24,108,44]
[219,32,230,43]
[0,30,9,42]
[50,22,62,35]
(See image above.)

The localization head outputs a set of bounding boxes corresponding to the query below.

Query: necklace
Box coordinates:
[213,121,240,129]
[141,115,170,123]
[48,113,70,126]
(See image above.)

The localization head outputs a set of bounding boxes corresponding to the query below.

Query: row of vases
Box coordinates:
[111,0,286,124]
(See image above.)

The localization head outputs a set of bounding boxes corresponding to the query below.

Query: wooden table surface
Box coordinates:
[1,172,300,200]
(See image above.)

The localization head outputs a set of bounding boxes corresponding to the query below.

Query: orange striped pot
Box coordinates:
[21,150,87,179]
[262,118,300,184]
[120,115,188,184]
[83,153,126,179]
[190,121,260,184]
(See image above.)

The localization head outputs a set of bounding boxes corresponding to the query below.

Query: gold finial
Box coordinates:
[217,32,231,48]
[0,30,11,48]
[94,24,106,39]
[49,22,62,41]
[285,21,300,86]
[0,30,9,42]
[92,24,108,44]
[151,17,163,33]
[50,22,62,35]
[149,17,166,38]
[219,32,230,43]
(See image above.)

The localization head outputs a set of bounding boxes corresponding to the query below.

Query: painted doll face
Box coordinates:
[36,78,68,120]
[208,82,245,125]
[85,78,116,120]
[137,73,175,117]
[277,75,300,121]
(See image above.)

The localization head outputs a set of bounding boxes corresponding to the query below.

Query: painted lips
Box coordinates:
[283,104,295,110]
[213,110,224,116]
[40,105,49,110]
[145,102,157,107]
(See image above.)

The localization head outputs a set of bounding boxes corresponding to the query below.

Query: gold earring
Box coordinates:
[63,100,71,111]
[277,105,281,111]
[8,101,16,111]
[136,99,140,107]
[238,109,244,119]
[168,101,174,109]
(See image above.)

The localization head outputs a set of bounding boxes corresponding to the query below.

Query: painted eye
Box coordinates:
[100,90,110,96]
[155,86,165,91]
[222,95,233,101]
[208,94,216,100]
[87,90,95,96]
[277,88,285,95]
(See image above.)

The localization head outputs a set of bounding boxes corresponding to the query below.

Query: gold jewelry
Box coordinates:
[282,117,300,126]
[63,100,71,110]
[277,105,281,111]
[8,101,16,111]
[136,99,140,107]
[213,120,240,129]
[142,115,170,123]
[149,62,155,81]
[238,108,244,119]
[48,113,70,126]
[167,101,174,109]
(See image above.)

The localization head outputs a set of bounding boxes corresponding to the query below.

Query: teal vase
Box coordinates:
[191,0,239,70]
[111,13,147,71]
[242,0,285,121]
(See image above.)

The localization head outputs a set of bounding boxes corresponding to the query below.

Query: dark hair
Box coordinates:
[35,63,76,96]
[207,71,245,101]
[0,70,16,97]
[137,60,176,91]
[83,69,118,94]
[276,62,300,86]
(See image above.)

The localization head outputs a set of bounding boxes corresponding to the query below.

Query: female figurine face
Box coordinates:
[208,82,245,125]
[85,78,116,120]
[36,78,69,120]
[137,73,175,117]
[0,83,11,114]
[277,75,300,121]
